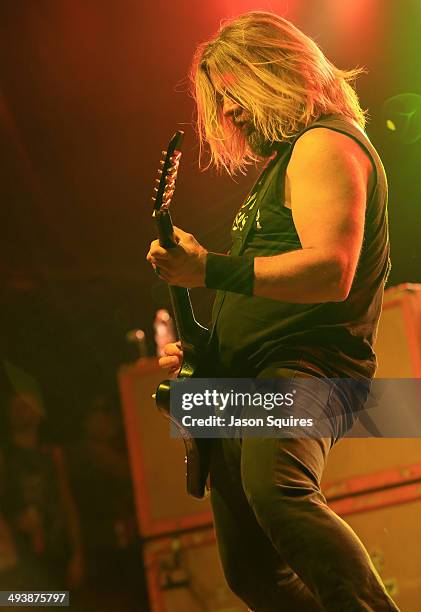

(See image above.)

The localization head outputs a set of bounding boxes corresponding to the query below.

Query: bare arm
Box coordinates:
[146,128,372,300]
[253,128,372,303]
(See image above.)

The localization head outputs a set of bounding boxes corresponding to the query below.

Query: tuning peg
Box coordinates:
[155,178,160,184]
[151,197,156,202]
[154,187,159,193]
[157,169,163,175]
[159,160,165,166]
[162,150,167,155]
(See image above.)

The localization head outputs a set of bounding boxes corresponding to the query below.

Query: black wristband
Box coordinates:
[205,253,255,295]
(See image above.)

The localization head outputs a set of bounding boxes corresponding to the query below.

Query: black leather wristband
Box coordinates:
[205,252,255,295]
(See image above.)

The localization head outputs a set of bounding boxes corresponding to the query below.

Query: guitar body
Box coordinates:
[155,348,212,499]
[151,131,213,499]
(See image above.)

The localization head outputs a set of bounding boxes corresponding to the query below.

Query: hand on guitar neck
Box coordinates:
[149,131,211,499]
[158,341,183,376]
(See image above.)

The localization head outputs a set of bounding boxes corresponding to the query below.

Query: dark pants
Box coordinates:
[209,367,399,611]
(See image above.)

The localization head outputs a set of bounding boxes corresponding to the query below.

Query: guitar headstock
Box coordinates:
[152,130,184,212]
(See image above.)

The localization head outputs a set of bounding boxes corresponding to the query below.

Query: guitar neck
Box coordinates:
[154,208,209,347]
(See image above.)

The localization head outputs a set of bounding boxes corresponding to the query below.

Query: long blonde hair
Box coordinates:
[190,11,367,175]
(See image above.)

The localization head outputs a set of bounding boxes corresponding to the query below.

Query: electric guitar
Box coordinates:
[151,130,212,499]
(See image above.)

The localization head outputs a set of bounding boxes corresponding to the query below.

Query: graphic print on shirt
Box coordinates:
[255,208,262,230]
[232,192,262,233]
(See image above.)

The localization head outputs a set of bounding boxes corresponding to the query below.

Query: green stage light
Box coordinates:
[382,93,421,144]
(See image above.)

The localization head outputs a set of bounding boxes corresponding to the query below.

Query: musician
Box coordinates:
[147,12,398,611]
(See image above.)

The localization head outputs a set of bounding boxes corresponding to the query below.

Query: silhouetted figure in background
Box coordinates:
[0,392,84,590]
[67,394,147,611]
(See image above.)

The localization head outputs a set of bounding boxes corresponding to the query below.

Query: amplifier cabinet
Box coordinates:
[143,526,246,612]
[323,283,421,482]
[142,490,421,612]
[325,466,421,612]
[118,359,212,538]
[341,497,421,611]
[375,283,421,377]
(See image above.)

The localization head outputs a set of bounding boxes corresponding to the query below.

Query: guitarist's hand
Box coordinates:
[158,341,183,376]
[146,227,208,288]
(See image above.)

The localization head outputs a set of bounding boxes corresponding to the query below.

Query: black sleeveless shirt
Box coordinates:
[210,114,390,379]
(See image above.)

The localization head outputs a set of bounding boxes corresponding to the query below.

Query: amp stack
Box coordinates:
[321,283,421,611]
[118,357,246,612]
[119,284,421,611]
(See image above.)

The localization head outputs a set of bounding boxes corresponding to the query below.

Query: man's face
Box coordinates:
[221,95,275,157]
[242,121,276,158]
[213,72,275,158]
